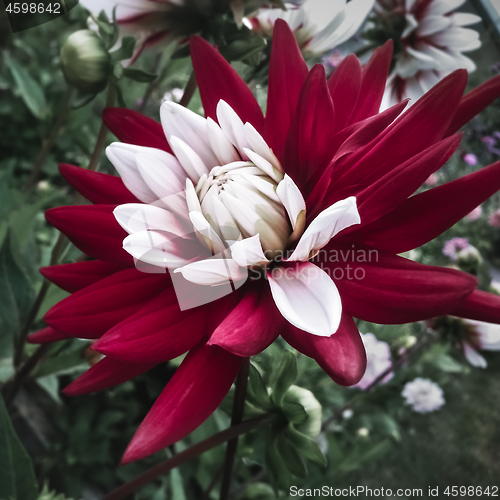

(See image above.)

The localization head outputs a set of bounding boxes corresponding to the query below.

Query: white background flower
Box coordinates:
[353,333,393,389]
[402,377,445,413]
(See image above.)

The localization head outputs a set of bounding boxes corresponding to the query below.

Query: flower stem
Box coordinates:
[103,414,276,500]
[179,71,198,108]
[4,84,116,401]
[23,87,73,192]
[219,357,251,500]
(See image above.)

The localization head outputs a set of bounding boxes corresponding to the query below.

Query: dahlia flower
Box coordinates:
[353,333,392,390]
[460,319,500,368]
[249,0,375,57]
[31,21,500,463]
[402,378,445,413]
[377,0,482,109]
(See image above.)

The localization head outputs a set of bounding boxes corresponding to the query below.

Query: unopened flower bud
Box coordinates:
[61,30,111,93]
[283,385,322,438]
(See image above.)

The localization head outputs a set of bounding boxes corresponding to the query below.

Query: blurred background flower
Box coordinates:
[402,378,445,413]
[353,333,393,390]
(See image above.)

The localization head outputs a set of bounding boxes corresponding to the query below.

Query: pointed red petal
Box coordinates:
[44,268,170,337]
[190,36,264,131]
[27,327,70,344]
[327,54,362,133]
[284,64,335,190]
[264,19,309,162]
[318,246,477,324]
[352,161,500,254]
[282,313,366,386]
[451,290,500,324]
[103,108,172,152]
[208,282,282,357]
[45,205,132,264]
[63,357,156,396]
[59,164,139,205]
[93,288,209,363]
[348,41,393,124]
[121,344,241,463]
[40,260,126,293]
[445,75,500,137]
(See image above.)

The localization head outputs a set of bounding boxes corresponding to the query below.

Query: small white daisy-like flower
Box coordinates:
[402,377,445,413]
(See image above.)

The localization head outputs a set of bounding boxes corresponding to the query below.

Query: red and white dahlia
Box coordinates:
[376,0,482,108]
[32,20,500,463]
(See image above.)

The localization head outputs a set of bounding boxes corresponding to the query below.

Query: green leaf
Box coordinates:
[433,354,465,373]
[72,91,98,110]
[110,36,136,63]
[6,57,47,119]
[270,351,297,407]
[122,68,157,83]
[282,401,308,425]
[285,424,327,467]
[169,467,186,500]
[265,431,291,494]
[276,433,307,477]
[0,396,38,500]
[246,363,273,410]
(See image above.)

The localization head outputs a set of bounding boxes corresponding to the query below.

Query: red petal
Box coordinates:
[264,19,309,162]
[40,260,126,293]
[333,70,468,191]
[27,327,70,344]
[208,282,282,357]
[445,75,500,137]
[352,161,500,254]
[318,245,477,324]
[282,314,366,386]
[59,164,139,205]
[451,290,500,324]
[63,357,156,396]
[93,288,209,363]
[327,54,362,133]
[45,205,132,264]
[284,64,335,190]
[103,108,172,153]
[121,343,241,463]
[348,41,393,124]
[44,268,170,337]
[190,36,264,131]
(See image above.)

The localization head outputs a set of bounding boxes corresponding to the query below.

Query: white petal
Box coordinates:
[468,320,500,350]
[206,118,240,165]
[243,122,283,173]
[426,0,465,16]
[174,257,248,286]
[416,15,451,37]
[169,136,210,183]
[276,174,306,231]
[448,12,481,27]
[189,211,226,255]
[114,203,188,237]
[243,148,283,183]
[123,230,198,269]
[289,197,360,262]
[106,143,158,203]
[185,178,203,214]
[230,234,270,267]
[216,100,251,159]
[267,262,342,336]
[160,102,219,168]
[463,342,487,368]
[201,187,241,243]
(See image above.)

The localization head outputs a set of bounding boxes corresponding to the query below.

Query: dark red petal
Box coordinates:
[318,246,477,324]
[103,108,172,153]
[348,41,393,124]
[45,205,132,264]
[451,290,500,324]
[44,268,170,337]
[93,288,209,363]
[284,65,335,190]
[445,74,500,137]
[190,36,264,131]
[27,327,70,344]
[327,54,362,133]
[264,19,309,162]
[334,70,468,191]
[121,343,241,463]
[63,357,156,396]
[352,161,500,254]
[40,260,126,293]
[282,314,366,386]
[346,133,462,230]
[208,282,282,357]
[59,164,139,205]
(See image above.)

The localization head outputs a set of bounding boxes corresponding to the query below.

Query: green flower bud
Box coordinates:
[283,385,322,438]
[60,30,111,94]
